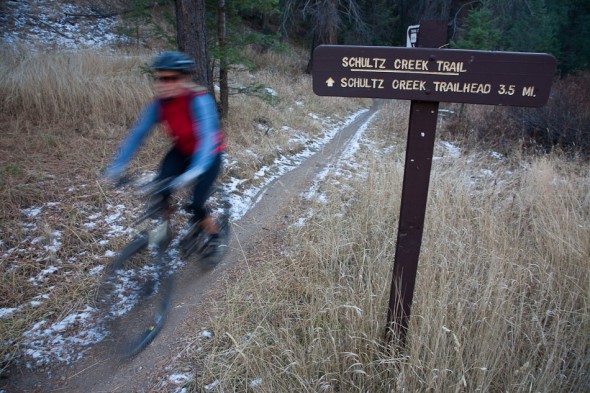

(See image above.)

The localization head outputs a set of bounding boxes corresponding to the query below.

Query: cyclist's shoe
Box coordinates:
[200,234,223,267]
[199,215,219,234]
[201,233,221,259]
[187,218,203,237]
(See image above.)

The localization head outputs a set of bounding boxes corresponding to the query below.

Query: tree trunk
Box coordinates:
[218,0,228,118]
[175,0,212,92]
[305,0,339,74]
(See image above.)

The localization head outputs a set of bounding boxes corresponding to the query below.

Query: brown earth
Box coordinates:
[1,103,379,392]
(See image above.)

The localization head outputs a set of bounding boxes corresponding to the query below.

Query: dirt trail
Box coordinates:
[2,103,379,392]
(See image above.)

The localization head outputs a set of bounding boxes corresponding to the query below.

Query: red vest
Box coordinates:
[159,91,202,156]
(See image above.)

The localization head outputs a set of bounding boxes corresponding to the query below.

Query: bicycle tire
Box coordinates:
[97,235,148,311]
[99,236,173,358]
[118,272,173,358]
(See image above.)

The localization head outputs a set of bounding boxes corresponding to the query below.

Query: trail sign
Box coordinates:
[313,45,556,107]
[312,20,556,345]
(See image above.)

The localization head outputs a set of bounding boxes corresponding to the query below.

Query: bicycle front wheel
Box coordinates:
[99,236,173,358]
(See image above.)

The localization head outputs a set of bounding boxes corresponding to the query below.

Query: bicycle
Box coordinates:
[98,175,231,358]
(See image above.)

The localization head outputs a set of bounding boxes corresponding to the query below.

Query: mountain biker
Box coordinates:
[104,51,224,249]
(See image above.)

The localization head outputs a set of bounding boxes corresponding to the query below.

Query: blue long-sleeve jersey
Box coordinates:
[109,89,223,176]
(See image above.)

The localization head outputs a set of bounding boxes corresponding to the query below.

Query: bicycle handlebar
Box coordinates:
[109,173,174,197]
[104,162,204,196]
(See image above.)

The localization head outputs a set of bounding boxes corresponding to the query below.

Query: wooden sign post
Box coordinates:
[312,20,556,344]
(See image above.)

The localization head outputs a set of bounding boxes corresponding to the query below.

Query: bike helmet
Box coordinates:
[151,51,195,73]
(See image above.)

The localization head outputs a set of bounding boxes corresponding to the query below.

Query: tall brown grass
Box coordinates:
[0,46,151,129]
[191,102,589,392]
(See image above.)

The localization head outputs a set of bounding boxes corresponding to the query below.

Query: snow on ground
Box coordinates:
[1,0,120,49]
[229,109,369,222]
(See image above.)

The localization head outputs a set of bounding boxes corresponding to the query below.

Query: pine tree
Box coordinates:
[453,6,501,50]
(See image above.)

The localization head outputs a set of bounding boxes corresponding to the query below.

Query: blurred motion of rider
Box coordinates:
[104,51,224,247]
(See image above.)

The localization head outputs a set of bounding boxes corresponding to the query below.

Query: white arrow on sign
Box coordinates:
[326,77,335,87]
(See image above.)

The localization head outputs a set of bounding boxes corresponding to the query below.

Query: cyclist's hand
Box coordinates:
[171,168,202,191]
[102,164,125,186]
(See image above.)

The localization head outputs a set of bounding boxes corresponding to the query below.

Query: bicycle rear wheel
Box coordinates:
[99,236,173,358]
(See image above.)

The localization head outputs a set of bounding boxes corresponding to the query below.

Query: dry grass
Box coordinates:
[0,45,161,219]
[191,106,589,392]
[0,45,152,129]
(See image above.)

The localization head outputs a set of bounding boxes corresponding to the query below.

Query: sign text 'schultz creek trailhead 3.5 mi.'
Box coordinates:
[312,23,556,344]
[314,46,556,107]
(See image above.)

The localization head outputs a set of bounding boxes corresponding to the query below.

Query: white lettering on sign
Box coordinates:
[342,57,386,69]
[522,86,536,97]
[341,78,384,88]
[433,81,491,94]
[436,61,467,73]
[498,84,515,95]
[344,57,468,76]
[393,59,429,71]
[334,55,543,98]
[392,79,426,91]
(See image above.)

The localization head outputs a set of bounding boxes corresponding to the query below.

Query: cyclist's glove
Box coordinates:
[103,163,125,184]
[171,168,202,191]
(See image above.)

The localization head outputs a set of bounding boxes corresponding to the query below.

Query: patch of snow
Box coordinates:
[0,308,19,319]
[43,231,62,253]
[1,0,120,50]
[88,265,104,276]
[489,151,504,160]
[204,380,220,391]
[22,207,42,218]
[440,141,461,158]
[169,373,192,385]
[249,378,263,388]
[480,169,494,177]
[21,306,108,366]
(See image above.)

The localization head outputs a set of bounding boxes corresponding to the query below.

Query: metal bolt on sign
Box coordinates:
[312,20,556,345]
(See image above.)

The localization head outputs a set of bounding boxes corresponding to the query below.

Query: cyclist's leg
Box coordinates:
[156,148,190,209]
[190,153,222,233]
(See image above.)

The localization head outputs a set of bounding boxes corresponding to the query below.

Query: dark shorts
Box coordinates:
[157,147,222,221]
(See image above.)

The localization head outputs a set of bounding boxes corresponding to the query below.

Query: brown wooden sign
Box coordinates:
[313,20,557,346]
[313,45,556,107]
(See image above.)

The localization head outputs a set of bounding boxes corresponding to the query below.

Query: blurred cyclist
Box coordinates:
[104,51,224,249]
